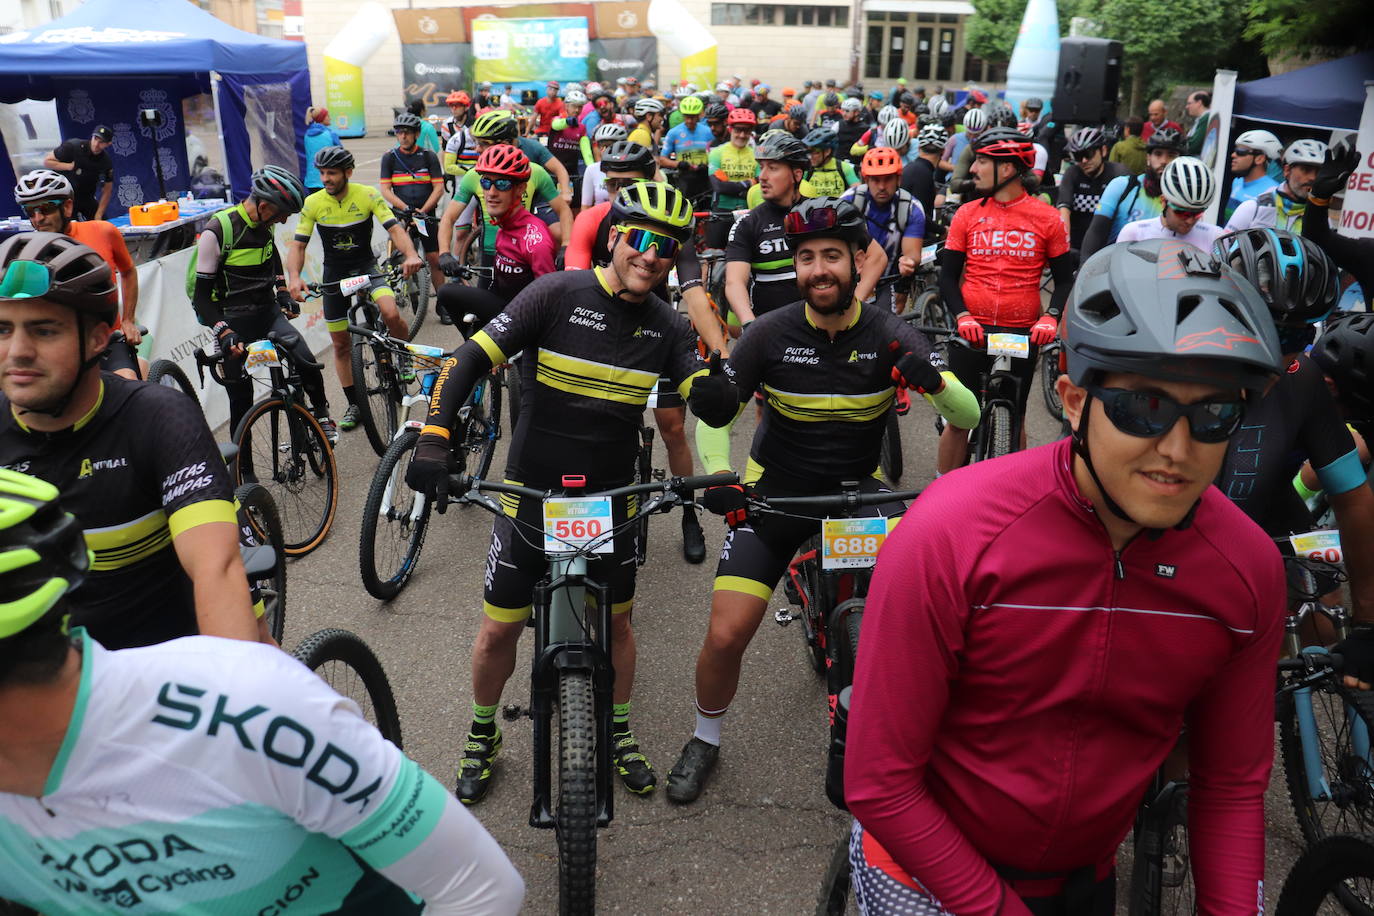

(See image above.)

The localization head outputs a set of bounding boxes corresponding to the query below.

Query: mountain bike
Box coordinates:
[455,470,735,915]
[1126,752,1194,916]
[1276,834,1374,916]
[911,322,1031,464]
[388,208,431,338]
[444,262,523,434]
[292,628,403,748]
[196,333,337,556]
[1040,339,1064,421]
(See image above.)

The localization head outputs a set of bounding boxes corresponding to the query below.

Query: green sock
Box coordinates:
[472,702,498,735]
[612,702,631,734]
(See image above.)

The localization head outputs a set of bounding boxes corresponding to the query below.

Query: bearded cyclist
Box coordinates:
[1117,156,1226,252]
[0,469,524,915]
[803,127,860,197]
[936,128,1073,474]
[1226,138,1328,233]
[847,239,1285,915]
[405,183,738,803]
[1081,126,1183,259]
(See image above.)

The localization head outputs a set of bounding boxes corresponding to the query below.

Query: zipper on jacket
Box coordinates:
[1113,550,1124,580]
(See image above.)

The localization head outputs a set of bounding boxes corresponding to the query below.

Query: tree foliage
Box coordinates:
[1243,0,1373,59]
[965,0,1092,63]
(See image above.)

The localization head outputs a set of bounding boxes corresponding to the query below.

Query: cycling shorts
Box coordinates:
[945,325,1041,419]
[321,262,393,333]
[483,484,640,622]
[713,477,904,601]
[100,331,138,375]
[436,283,506,338]
[410,216,439,255]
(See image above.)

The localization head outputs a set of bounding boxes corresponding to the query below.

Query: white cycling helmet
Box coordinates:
[593,123,628,143]
[916,123,948,152]
[14,169,73,206]
[564,89,587,106]
[586,81,603,94]
[1160,156,1216,210]
[927,95,950,118]
[1284,138,1328,167]
[963,108,988,133]
[883,118,911,149]
[634,97,664,116]
[876,105,899,126]
[1233,129,1282,161]
[841,97,863,113]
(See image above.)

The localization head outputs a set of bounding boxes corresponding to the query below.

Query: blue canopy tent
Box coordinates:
[1235,51,1374,131]
[0,0,310,218]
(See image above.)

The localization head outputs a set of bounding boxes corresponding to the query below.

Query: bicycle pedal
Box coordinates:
[501,704,527,721]
[653,469,666,481]
[774,608,796,626]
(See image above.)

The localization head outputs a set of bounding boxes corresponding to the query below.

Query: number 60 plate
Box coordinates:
[821,517,887,570]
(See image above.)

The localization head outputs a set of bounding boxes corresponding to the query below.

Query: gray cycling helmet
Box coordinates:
[1066,239,1282,398]
[0,232,115,318]
[250,165,306,214]
[314,145,355,171]
[1067,126,1107,155]
[393,112,422,132]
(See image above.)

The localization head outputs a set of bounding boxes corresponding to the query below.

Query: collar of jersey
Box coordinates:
[804,297,862,331]
[11,378,104,434]
[42,626,95,797]
[234,202,258,229]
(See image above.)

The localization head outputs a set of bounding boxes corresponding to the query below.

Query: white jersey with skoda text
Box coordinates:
[1116,216,1227,253]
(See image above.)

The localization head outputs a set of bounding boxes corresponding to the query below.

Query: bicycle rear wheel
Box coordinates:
[234,482,286,643]
[816,833,855,916]
[351,339,401,457]
[292,628,403,748]
[233,399,338,556]
[1280,678,1374,845]
[556,669,598,915]
[879,411,903,483]
[147,359,200,409]
[1276,834,1374,916]
[360,429,433,600]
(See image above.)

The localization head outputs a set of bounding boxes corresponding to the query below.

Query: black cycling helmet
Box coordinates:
[600,140,656,177]
[803,127,837,150]
[987,105,1019,129]
[1068,126,1107,155]
[973,128,1037,171]
[393,112,422,132]
[313,145,354,171]
[899,91,917,107]
[783,197,867,247]
[1066,239,1282,398]
[250,165,306,214]
[0,232,115,319]
[1145,126,1184,153]
[755,132,811,167]
[823,92,841,108]
[1311,313,1374,420]
[704,101,729,122]
[1212,228,1338,327]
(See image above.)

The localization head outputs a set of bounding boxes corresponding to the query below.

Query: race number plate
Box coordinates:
[405,343,446,369]
[1290,529,1343,565]
[244,339,279,369]
[544,496,614,554]
[987,333,1031,359]
[821,517,887,570]
[338,274,371,296]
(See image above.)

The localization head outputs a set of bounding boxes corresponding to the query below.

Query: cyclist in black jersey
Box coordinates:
[286,145,421,434]
[380,113,447,300]
[665,198,980,804]
[404,182,738,805]
[725,134,886,327]
[0,232,261,648]
[1212,229,1374,623]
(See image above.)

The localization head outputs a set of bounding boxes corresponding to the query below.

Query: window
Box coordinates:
[714,4,847,27]
[865,24,883,77]
[937,27,955,80]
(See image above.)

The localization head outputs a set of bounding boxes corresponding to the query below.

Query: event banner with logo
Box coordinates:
[402,44,474,108]
[588,37,657,86]
[471,17,590,86]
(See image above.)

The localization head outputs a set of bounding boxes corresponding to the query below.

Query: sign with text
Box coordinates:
[471,17,589,85]
[1336,82,1374,240]
[402,42,472,108]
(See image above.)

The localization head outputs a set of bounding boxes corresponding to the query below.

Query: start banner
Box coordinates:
[470,17,590,87]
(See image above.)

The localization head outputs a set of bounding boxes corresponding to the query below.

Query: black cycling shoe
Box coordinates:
[682,507,706,565]
[666,736,719,804]
[455,727,502,805]
[612,731,657,794]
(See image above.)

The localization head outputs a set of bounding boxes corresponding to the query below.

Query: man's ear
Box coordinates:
[1059,375,1087,435]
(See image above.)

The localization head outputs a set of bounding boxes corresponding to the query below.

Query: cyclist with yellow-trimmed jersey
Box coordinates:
[0,232,263,649]
[286,145,420,435]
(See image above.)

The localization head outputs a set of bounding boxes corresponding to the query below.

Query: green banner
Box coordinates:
[471,17,590,86]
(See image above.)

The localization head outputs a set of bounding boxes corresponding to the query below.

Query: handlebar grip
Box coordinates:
[679,472,740,490]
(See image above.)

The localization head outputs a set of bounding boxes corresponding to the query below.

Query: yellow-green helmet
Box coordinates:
[610,181,695,243]
[0,469,90,640]
[471,109,518,142]
[678,96,704,117]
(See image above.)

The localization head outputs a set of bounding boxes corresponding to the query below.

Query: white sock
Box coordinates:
[693,703,726,746]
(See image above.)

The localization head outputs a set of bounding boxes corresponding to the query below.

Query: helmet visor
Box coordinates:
[0,261,53,300]
[783,206,843,237]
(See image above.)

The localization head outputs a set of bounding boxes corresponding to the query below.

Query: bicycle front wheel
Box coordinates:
[407,268,430,339]
[234,483,286,644]
[556,669,598,915]
[351,339,401,457]
[1127,783,1194,916]
[292,628,403,748]
[360,429,433,600]
[815,833,854,916]
[457,374,501,480]
[1276,834,1374,916]
[981,404,1014,461]
[233,399,338,556]
[879,411,903,483]
[1280,678,1374,845]
[146,359,200,409]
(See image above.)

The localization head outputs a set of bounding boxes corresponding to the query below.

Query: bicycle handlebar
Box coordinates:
[743,487,921,515]
[452,472,738,504]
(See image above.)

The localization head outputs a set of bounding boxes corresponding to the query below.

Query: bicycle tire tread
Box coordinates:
[291,628,404,748]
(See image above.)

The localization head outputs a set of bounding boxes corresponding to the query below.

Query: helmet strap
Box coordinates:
[979,160,1025,204]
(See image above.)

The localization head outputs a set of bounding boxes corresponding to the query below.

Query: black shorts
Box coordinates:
[436,282,506,337]
[482,485,640,622]
[100,331,139,375]
[713,476,905,601]
[321,262,392,333]
[946,325,1041,417]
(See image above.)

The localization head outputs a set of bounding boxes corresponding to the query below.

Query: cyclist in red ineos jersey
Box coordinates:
[846,239,1286,916]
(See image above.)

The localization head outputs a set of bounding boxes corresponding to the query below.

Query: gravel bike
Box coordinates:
[454,470,734,915]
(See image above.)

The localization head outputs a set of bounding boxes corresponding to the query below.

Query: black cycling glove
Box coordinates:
[701,483,751,527]
[688,351,739,427]
[1335,625,1374,687]
[889,341,944,394]
[438,252,462,276]
[1312,144,1361,202]
[405,435,454,514]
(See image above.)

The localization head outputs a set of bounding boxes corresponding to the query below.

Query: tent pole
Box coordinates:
[210,70,233,202]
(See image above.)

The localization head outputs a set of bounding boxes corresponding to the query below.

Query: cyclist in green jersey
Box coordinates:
[286,146,421,433]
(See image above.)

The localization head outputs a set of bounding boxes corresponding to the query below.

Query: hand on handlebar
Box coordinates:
[276,289,300,319]
[1029,314,1058,346]
[404,435,454,514]
[956,314,985,346]
[287,277,306,303]
[438,252,462,276]
[701,483,752,527]
[213,322,244,359]
[120,318,143,346]
[402,253,425,278]
[1334,626,1374,690]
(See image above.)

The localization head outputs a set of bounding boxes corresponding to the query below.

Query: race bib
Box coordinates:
[987,333,1031,359]
[244,339,279,369]
[405,342,446,369]
[821,517,887,570]
[544,496,614,554]
[1290,529,1343,565]
[338,274,371,296]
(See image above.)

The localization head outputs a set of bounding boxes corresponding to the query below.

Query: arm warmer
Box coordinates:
[922,371,980,430]
[938,248,968,317]
[1046,252,1074,318]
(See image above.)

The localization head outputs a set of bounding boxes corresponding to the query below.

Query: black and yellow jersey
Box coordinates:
[424,269,707,488]
[295,182,397,266]
[0,375,236,649]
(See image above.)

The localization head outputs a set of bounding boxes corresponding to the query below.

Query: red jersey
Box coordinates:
[846,438,1282,916]
[533,96,566,134]
[944,192,1069,327]
[491,206,557,302]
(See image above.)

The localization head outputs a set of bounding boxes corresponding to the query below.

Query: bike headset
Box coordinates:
[606,182,694,302]
[0,468,91,682]
[14,170,75,231]
[782,197,867,317]
[1064,239,1282,531]
[971,128,1036,203]
[0,232,119,420]
[1213,228,1338,354]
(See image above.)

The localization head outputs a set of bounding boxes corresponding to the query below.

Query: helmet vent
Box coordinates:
[1177,295,1201,325]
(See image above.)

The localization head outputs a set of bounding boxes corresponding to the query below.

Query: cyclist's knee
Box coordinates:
[705,591,768,655]
[475,611,527,650]
[654,407,686,440]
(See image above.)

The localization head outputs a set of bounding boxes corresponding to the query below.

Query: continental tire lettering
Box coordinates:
[263,715,314,766]
[207,695,269,749]
[257,866,322,916]
[428,357,458,423]
[152,682,207,729]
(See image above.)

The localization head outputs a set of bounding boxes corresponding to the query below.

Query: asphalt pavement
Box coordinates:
[270,132,1311,913]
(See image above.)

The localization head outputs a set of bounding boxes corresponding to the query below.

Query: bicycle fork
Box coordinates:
[1293,645,1373,801]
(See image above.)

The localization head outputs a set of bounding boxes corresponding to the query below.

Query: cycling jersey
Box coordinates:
[547,118,585,170]
[0,631,522,914]
[1225,173,1280,223]
[379,146,442,211]
[67,219,133,320]
[1217,353,1365,534]
[1056,161,1129,249]
[515,137,554,170]
[424,269,706,489]
[0,376,235,649]
[193,202,280,322]
[443,127,480,175]
[628,123,655,152]
[1094,173,1164,243]
[944,193,1069,327]
[662,122,714,168]
[489,206,557,301]
[847,437,1284,915]
[726,199,814,318]
[1116,216,1227,252]
[708,143,758,211]
[295,183,396,267]
[842,186,924,270]
[805,158,859,197]
[454,164,558,253]
[1225,187,1306,233]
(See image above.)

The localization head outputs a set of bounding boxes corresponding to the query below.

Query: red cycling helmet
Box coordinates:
[476,144,531,181]
[446,90,470,106]
[726,107,757,127]
[973,127,1037,170]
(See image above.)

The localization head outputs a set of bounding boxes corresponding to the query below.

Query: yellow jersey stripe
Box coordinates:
[763,385,893,422]
[472,330,507,366]
[536,349,658,405]
[83,508,172,571]
[677,367,708,401]
[168,499,237,539]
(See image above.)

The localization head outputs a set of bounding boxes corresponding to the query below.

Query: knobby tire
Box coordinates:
[360,429,432,600]
[556,669,598,915]
[234,482,286,643]
[233,399,337,556]
[291,628,403,748]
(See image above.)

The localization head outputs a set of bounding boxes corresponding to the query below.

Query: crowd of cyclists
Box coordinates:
[0,69,1372,914]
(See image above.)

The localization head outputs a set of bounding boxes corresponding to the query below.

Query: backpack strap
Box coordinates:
[1110,174,1140,225]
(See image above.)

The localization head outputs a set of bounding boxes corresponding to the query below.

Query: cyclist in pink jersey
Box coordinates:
[846,239,1286,915]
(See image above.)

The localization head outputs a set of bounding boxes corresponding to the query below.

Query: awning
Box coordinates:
[862,0,977,15]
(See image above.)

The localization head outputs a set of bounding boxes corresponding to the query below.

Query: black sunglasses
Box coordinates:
[1232,147,1259,157]
[1086,385,1245,443]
